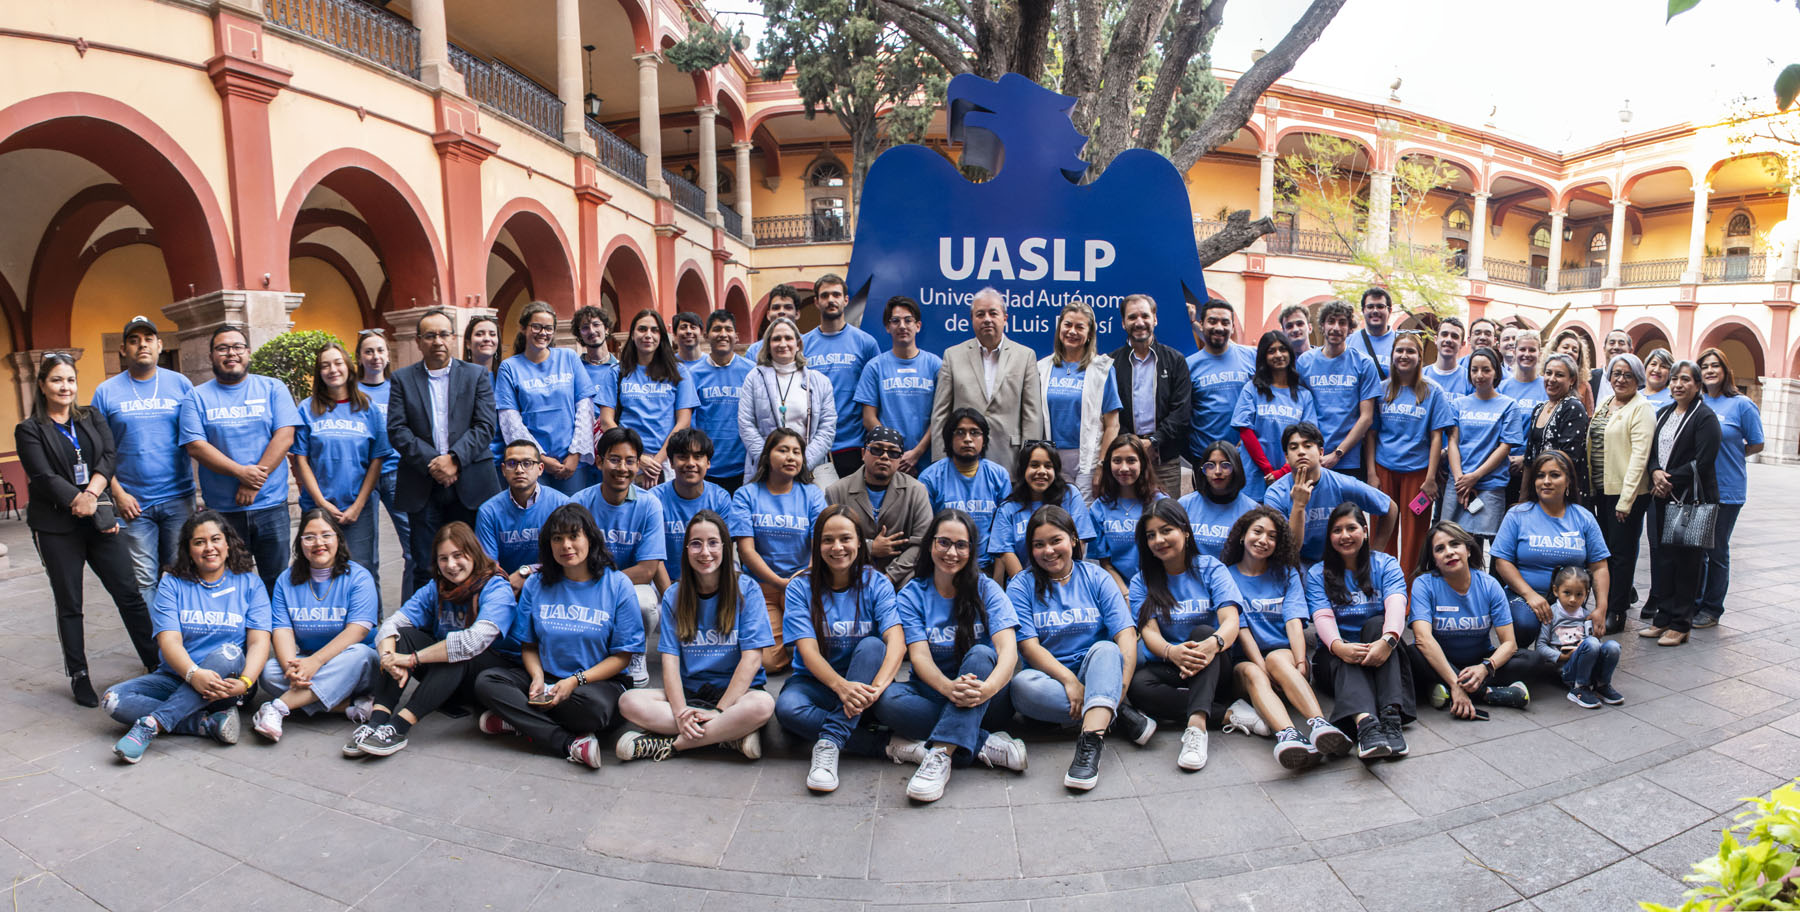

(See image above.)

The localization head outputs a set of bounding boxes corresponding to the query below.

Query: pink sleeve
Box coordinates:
[1382,594,1407,640]
[1314,607,1341,648]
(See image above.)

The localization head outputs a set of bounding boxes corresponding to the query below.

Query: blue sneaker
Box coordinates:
[114,717,157,764]
[200,708,240,746]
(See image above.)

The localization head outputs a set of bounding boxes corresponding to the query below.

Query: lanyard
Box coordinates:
[54,419,81,462]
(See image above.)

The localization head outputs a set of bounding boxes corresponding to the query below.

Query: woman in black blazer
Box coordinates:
[14,353,157,705]
[1640,359,1720,645]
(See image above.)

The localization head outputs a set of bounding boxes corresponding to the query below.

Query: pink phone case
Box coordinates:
[1409,491,1432,515]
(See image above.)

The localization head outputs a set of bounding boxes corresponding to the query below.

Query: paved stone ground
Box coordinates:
[2,465,1798,911]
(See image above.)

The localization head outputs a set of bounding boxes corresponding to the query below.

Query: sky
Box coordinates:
[711,0,1800,153]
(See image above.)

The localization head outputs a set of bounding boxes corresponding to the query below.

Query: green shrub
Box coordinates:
[247,330,341,405]
[1644,780,1800,911]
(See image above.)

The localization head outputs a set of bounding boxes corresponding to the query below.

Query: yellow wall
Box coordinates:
[288,257,365,346]
[1185,158,1259,221]
[0,306,18,453]
[1631,210,1690,261]
[70,245,171,396]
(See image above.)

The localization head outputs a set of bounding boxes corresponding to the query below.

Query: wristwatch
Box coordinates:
[1481,658,1495,672]
[1381,633,1400,648]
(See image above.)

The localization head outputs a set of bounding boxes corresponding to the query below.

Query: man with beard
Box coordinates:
[177,325,301,591]
[571,305,617,491]
[1298,300,1382,481]
[1347,287,1398,377]
[1107,294,1192,495]
[826,426,933,586]
[1590,329,1633,400]
[1186,299,1257,479]
[801,273,881,484]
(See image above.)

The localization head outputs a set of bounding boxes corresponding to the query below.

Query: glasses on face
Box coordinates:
[686,539,722,552]
[300,532,338,544]
[886,316,917,327]
[866,446,903,460]
[1609,370,1635,381]
[952,427,984,439]
[604,455,639,469]
[418,331,455,343]
[933,537,971,553]
[502,459,541,471]
[527,323,557,336]
[212,343,249,355]
[1201,461,1230,473]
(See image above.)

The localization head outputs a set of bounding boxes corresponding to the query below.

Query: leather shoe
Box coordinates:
[1657,629,1689,647]
[1639,626,1666,638]
[70,674,99,708]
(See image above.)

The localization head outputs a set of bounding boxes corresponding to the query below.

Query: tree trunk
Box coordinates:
[1196,209,1275,268]
[1136,0,1221,154]
[1080,0,1176,175]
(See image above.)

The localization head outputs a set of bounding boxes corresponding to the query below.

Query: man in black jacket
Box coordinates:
[1109,294,1193,496]
[388,308,501,597]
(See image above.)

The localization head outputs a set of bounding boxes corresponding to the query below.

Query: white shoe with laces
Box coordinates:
[251,702,284,742]
[886,735,928,765]
[907,746,954,802]
[345,695,374,725]
[1221,699,1272,737]
[977,732,1028,771]
[806,739,840,792]
[1177,725,1209,771]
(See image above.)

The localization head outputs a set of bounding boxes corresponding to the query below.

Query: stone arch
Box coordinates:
[608,0,655,53]
[722,279,751,330]
[674,263,710,316]
[1695,315,1768,379]
[278,149,446,313]
[482,198,578,318]
[1621,163,1695,200]
[1393,148,1482,191]
[1621,316,1675,354]
[600,234,655,327]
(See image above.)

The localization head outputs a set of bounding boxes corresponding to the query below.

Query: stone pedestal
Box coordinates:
[162,289,303,383]
[386,305,497,370]
[1758,377,1800,465]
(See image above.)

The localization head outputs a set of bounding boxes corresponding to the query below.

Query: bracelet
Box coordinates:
[236,675,254,692]
[576,670,588,686]
[1212,634,1227,651]
[184,666,199,682]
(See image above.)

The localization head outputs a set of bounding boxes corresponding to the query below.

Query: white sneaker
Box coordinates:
[1221,699,1272,737]
[251,702,284,742]
[806,739,840,792]
[906,746,954,802]
[977,732,1028,771]
[886,735,928,765]
[722,731,762,760]
[345,695,374,725]
[627,654,650,689]
[1177,725,1208,771]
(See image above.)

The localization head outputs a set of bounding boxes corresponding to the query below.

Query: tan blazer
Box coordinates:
[927,337,1045,469]
[824,468,935,586]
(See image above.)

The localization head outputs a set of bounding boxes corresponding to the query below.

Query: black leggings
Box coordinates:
[473,666,626,756]
[1310,617,1416,728]
[371,627,511,722]
[34,525,157,677]
[1407,643,1542,701]
[1126,625,1234,725]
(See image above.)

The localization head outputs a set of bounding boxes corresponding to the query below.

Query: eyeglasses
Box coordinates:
[300,532,338,544]
[357,328,385,337]
[212,343,249,355]
[603,455,639,468]
[501,459,541,471]
[686,539,723,551]
[933,537,971,552]
[1201,461,1231,473]
[418,331,455,342]
[527,324,557,336]
[866,446,903,459]
[952,427,984,439]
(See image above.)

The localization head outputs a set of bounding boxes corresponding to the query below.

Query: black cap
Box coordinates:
[865,426,906,449]
[122,315,159,337]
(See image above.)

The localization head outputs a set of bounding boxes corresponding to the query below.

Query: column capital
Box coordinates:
[1611,197,1630,209]
[634,52,663,67]
[732,140,754,152]
[1470,190,1491,201]
[1549,209,1567,219]
[1258,150,1278,161]
[206,54,291,104]
[695,104,719,116]
[1692,182,1712,195]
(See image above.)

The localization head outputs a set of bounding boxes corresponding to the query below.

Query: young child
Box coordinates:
[1532,565,1623,709]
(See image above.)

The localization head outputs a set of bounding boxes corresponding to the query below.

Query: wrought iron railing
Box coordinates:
[663,169,707,218]
[1559,265,1602,291]
[1266,226,1353,261]
[1619,258,1686,287]
[1483,257,1546,289]
[1193,218,1228,241]
[1702,251,1772,283]
[720,204,744,240]
[267,0,419,78]
[752,214,851,246]
[585,118,646,187]
[448,44,564,139]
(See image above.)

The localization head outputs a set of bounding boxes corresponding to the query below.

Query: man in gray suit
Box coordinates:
[825,427,934,587]
[927,287,1044,469]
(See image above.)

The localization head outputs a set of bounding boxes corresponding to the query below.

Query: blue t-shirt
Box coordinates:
[475,486,572,573]
[685,355,754,480]
[1643,387,1673,408]
[803,325,882,450]
[918,457,1012,560]
[1297,348,1382,471]
[573,484,667,569]
[294,398,393,511]
[270,563,379,652]
[783,567,901,679]
[1179,490,1259,559]
[396,575,519,658]
[1126,555,1243,662]
[177,374,303,513]
[650,480,734,579]
[1490,502,1609,597]
[854,350,943,452]
[496,349,588,458]
[1186,344,1257,463]
[1374,385,1456,473]
[1349,328,1396,374]
[1305,552,1406,637]
[1424,363,1472,398]
[151,572,273,671]
[1232,382,1319,498]
[729,482,827,577]
[896,575,1018,677]
[1228,563,1309,652]
[1264,469,1392,563]
[1008,561,1135,672]
[1449,393,1524,491]
[988,487,1097,565]
[594,366,700,456]
[657,574,774,690]
[90,368,195,507]
[512,571,646,680]
[1705,394,1764,505]
[1089,494,1164,582]
[357,379,401,474]
[1409,571,1513,667]
[1497,374,1548,405]
[1043,362,1121,450]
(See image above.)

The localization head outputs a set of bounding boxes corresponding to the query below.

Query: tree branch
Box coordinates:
[1082,0,1176,173]
[878,0,974,74]
[1195,209,1275,268]
[1138,0,1222,152]
[880,0,978,52]
[1170,0,1346,171]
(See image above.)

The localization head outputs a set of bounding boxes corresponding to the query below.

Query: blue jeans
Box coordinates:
[774,638,887,756]
[376,472,414,596]
[259,644,379,713]
[1506,595,1544,649]
[873,644,1003,761]
[1561,636,1620,688]
[339,502,379,600]
[1698,503,1743,618]
[219,505,290,594]
[103,645,247,734]
[119,497,193,606]
[1011,640,1124,723]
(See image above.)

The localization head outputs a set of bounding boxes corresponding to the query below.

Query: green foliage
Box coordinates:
[247,330,340,405]
[1643,779,1800,911]
[667,17,746,73]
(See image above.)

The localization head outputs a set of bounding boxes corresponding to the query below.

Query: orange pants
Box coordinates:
[1374,463,1433,585]
[758,577,792,673]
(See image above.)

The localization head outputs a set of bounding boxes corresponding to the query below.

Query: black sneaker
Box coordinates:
[1354,716,1392,759]
[1481,682,1531,710]
[1273,727,1322,770]
[358,724,408,757]
[1566,687,1601,709]
[1064,731,1104,790]
[1594,683,1625,705]
[1379,707,1408,758]
[1111,703,1157,746]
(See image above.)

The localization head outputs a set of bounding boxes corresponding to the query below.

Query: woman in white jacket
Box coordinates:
[1037,301,1119,499]
[738,317,836,483]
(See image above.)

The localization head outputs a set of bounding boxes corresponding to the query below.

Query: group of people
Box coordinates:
[14,277,1764,799]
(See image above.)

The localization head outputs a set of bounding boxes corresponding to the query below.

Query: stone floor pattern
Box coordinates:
[2,464,1799,910]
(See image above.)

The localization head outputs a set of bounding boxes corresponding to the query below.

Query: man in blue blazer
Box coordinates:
[387,308,501,596]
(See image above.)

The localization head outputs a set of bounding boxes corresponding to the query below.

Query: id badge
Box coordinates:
[73,462,89,486]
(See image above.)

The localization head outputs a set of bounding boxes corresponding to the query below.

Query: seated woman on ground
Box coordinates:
[252,509,380,742]
[1306,503,1413,761]
[1222,505,1351,768]
[347,521,518,759]
[614,510,776,761]
[472,503,643,769]
[1407,521,1535,721]
[988,440,1096,586]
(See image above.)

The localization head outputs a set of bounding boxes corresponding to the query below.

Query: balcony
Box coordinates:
[448,44,564,140]
[1703,251,1772,283]
[1266,226,1353,262]
[585,118,646,187]
[753,214,850,246]
[1560,265,1602,291]
[267,0,419,79]
[1484,257,1547,289]
[663,169,707,220]
[1619,258,1685,287]
[721,204,744,240]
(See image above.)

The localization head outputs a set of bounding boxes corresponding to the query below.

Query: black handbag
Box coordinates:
[1660,460,1717,550]
[90,491,117,531]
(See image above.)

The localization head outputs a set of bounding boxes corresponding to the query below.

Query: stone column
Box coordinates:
[1468,191,1490,280]
[636,53,664,196]
[696,104,719,224]
[1758,377,1800,465]
[1684,182,1710,285]
[1255,151,1277,252]
[1604,197,1628,287]
[386,304,495,370]
[734,140,755,245]
[1776,185,1800,282]
[413,0,463,93]
[162,290,303,383]
[10,349,84,426]
[1366,170,1393,255]
[1547,209,1566,291]
[554,0,593,153]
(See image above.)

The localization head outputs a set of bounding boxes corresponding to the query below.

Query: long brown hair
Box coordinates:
[1384,332,1431,404]
[432,521,500,612]
[618,308,684,385]
[803,505,872,642]
[288,509,352,585]
[674,510,738,643]
[309,341,370,416]
[1093,434,1159,505]
[167,510,258,580]
[30,352,87,422]
[1695,346,1740,397]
